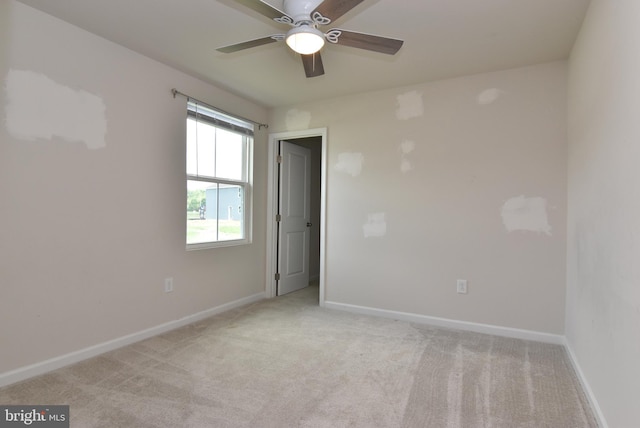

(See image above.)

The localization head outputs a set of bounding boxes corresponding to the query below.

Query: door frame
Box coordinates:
[266,128,327,305]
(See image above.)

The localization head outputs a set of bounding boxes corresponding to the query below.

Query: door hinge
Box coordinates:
[276,155,282,163]
[275,272,280,281]
[276,214,282,222]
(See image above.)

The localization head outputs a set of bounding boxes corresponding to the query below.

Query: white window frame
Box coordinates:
[186,101,253,250]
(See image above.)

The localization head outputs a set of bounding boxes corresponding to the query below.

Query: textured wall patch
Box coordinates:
[477,88,505,105]
[335,152,364,177]
[400,140,416,173]
[285,108,312,130]
[501,195,552,235]
[363,213,387,238]
[396,91,424,120]
[401,159,413,173]
[5,69,107,149]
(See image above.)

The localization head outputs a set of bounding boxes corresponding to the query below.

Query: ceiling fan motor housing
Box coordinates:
[284,0,324,24]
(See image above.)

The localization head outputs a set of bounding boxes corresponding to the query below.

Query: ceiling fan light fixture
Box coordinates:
[286,26,325,55]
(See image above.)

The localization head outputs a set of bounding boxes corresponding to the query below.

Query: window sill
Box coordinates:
[186,239,250,251]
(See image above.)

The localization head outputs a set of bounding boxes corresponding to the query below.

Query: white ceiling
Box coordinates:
[16,0,591,108]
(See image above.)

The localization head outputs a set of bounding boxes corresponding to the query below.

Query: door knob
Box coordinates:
[307,222,312,227]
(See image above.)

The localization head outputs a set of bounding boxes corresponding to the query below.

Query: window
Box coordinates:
[186,101,253,249]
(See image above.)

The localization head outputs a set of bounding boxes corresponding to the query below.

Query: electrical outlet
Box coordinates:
[456,279,468,294]
[164,277,174,293]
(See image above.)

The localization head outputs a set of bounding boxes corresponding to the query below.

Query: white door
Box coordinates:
[277,141,311,295]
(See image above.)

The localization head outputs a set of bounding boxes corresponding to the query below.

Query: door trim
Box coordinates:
[266,128,327,305]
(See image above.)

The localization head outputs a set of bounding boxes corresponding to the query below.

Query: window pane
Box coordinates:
[187,118,216,178]
[186,119,197,176]
[215,128,244,180]
[217,184,244,241]
[187,180,244,245]
[187,180,218,244]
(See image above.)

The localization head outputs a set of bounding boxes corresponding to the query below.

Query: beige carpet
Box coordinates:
[0,285,598,427]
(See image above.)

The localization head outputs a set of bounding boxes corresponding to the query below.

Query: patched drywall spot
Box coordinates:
[5,69,107,149]
[400,159,413,173]
[335,152,364,177]
[363,213,387,238]
[400,140,416,154]
[399,140,416,173]
[477,88,504,105]
[396,91,424,120]
[501,195,552,236]
[285,108,312,130]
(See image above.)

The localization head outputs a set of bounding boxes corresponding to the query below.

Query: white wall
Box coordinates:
[0,2,268,375]
[567,1,640,426]
[270,62,568,334]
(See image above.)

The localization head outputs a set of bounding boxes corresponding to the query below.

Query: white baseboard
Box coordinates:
[563,339,609,428]
[0,292,265,388]
[324,300,565,344]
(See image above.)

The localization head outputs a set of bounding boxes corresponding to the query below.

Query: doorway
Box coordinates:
[266,128,327,304]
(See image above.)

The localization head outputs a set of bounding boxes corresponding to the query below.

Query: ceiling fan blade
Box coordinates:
[330,29,404,55]
[301,52,325,78]
[229,0,291,22]
[312,0,365,23]
[217,35,283,53]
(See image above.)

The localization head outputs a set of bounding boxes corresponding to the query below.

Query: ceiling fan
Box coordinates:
[217,0,404,78]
